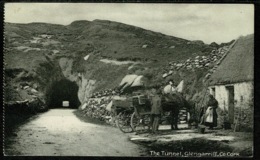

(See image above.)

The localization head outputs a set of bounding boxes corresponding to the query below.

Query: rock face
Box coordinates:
[58,58,77,81]
[77,77,96,104]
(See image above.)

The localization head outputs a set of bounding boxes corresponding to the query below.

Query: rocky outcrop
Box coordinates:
[58,57,77,81]
[77,73,96,104]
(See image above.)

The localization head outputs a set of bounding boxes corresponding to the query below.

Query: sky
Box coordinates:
[5,3,254,44]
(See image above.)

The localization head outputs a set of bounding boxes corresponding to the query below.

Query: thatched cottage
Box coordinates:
[208,34,253,129]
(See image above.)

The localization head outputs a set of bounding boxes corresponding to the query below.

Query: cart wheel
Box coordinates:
[130,112,151,133]
[116,110,133,133]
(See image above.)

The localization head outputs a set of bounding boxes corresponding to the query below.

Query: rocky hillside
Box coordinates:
[4,20,234,109]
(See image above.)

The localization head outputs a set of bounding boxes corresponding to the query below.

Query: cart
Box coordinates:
[130,95,152,133]
[130,94,190,133]
[111,98,135,133]
[115,94,190,133]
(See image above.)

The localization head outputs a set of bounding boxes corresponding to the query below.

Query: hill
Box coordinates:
[4,20,234,110]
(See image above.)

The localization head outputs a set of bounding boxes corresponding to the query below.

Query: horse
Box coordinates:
[161,92,192,130]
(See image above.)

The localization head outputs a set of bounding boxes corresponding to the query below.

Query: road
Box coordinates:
[4,109,146,156]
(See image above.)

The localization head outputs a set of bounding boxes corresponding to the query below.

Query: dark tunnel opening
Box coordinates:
[46,79,81,109]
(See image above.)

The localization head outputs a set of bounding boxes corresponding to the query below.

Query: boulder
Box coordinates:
[190,40,204,45]
[81,103,87,110]
[186,65,192,68]
[23,86,30,90]
[205,63,210,67]
[84,55,90,61]
[142,44,148,48]
[31,95,37,98]
[162,73,168,78]
[176,63,183,67]
[31,88,38,93]
[168,70,173,75]
[205,73,211,79]
[52,50,59,54]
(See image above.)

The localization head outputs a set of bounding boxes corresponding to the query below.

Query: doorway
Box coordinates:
[211,87,216,98]
[226,86,235,124]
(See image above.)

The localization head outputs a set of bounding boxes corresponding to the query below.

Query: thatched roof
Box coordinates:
[208,34,254,85]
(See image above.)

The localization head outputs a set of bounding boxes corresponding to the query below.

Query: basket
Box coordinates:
[198,124,206,134]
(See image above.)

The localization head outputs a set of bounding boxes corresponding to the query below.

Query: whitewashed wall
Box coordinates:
[210,85,228,111]
[209,81,253,111]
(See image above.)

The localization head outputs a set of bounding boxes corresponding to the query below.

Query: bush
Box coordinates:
[236,105,253,132]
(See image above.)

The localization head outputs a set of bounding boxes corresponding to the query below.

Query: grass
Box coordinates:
[5,20,216,65]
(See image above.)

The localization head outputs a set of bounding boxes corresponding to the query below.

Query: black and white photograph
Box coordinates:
[3,3,254,157]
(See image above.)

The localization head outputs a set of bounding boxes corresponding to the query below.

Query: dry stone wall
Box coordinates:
[161,45,231,80]
[79,92,120,126]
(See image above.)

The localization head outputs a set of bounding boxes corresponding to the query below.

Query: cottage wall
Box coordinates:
[209,81,253,110]
[209,85,228,111]
[209,81,253,130]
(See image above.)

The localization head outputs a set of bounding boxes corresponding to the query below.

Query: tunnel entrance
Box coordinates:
[46,79,81,109]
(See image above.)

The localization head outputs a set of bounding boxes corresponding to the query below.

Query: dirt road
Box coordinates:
[4,109,146,156]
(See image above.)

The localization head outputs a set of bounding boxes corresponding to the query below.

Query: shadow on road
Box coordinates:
[73,110,112,127]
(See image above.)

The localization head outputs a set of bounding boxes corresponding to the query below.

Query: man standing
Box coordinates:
[163,80,177,94]
[150,88,163,134]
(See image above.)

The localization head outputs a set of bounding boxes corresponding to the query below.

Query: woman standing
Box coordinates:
[204,94,218,129]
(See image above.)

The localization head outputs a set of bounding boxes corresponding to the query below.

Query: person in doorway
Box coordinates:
[149,88,163,134]
[204,94,218,129]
